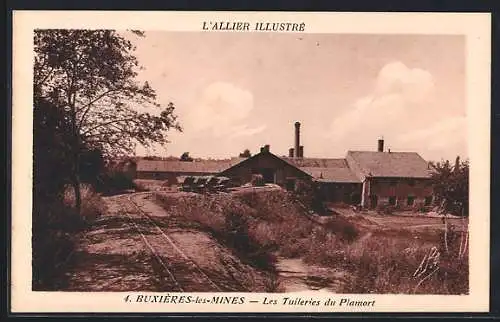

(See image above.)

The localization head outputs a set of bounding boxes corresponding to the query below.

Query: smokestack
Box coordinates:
[299,145,304,158]
[378,138,384,152]
[264,144,270,153]
[289,148,294,158]
[294,122,301,158]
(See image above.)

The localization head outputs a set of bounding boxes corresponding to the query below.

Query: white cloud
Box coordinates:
[374,61,434,102]
[398,117,465,143]
[229,124,267,138]
[396,117,466,157]
[327,61,440,152]
[184,82,264,138]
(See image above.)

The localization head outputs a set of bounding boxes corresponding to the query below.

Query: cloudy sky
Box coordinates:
[126,31,466,162]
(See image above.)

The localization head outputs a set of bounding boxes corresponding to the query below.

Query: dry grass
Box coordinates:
[335,229,468,294]
[134,179,178,192]
[154,189,468,294]
[33,184,107,290]
[63,184,107,223]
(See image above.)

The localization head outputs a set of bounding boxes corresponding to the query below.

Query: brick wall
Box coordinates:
[368,177,434,209]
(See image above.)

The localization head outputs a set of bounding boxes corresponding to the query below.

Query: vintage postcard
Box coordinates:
[11,11,491,313]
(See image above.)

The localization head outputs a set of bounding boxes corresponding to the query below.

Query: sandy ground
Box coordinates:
[275,257,348,292]
[63,193,272,292]
[63,189,466,293]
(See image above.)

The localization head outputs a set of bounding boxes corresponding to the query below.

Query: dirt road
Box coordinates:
[64,193,267,292]
[62,191,353,293]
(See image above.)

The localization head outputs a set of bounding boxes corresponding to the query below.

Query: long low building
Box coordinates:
[128,122,435,210]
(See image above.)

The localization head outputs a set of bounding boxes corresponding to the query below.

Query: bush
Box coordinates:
[323,216,359,242]
[33,185,106,290]
[250,174,265,187]
[376,204,395,215]
[336,232,469,294]
[94,170,136,195]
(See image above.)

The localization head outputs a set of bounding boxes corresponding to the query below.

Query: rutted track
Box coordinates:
[121,192,223,292]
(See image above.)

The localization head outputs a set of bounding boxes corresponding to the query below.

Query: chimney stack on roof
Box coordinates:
[294,122,301,158]
[378,138,384,152]
[289,148,294,158]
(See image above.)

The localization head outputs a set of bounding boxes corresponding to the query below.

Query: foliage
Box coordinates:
[33,186,106,290]
[294,179,325,214]
[155,188,467,294]
[33,29,180,287]
[239,149,252,158]
[180,152,193,161]
[430,156,469,216]
[34,29,181,212]
[250,174,265,186]
[94,169,136,195]
[33,97,73,201]
[34,29,181,157]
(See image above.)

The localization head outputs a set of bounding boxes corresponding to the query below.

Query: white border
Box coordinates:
[11,11,491,313]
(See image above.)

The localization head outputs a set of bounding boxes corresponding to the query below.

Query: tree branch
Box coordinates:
[76,89,124,129]
[81,117,139,136]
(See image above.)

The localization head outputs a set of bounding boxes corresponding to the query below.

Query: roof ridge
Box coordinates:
[347,150,419,154]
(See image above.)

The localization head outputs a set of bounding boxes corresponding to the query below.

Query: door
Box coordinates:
[260,168,275,183]
[370,195,378,208]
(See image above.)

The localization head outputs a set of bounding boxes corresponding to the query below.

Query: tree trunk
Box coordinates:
[71,175,81,215]
[69,90,81,214]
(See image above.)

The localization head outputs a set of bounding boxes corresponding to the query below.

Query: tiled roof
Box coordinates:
[281,157,347,168]
[220,152,313,178]
[282,157,360,183]
[136,158,244,173]
[300,166,361,183]
[347,151,432,178]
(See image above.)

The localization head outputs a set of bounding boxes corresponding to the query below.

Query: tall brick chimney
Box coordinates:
[294,122,301,158]
[378,138,384,152]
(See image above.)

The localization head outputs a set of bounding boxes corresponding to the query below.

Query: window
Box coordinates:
[407,196,415,206]
[424,196,433,206]
[388,196,396,206]
[285,179,295,191]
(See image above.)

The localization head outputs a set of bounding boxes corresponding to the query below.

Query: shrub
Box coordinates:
[336,231,469,294]
[376,204,395,215]
[33,185,106,290]
[250,174,265,187]
[95,170,136,195]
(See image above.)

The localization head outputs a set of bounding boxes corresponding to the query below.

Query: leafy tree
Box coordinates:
[239,149,252,158]
[430,156,469,216]
[180,152,193,162]
[33,97,73,201]
[34,29,181,213]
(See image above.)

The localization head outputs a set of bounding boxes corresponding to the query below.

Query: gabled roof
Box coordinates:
[347,151,432,179]
[300,167,361,183]
[136,158,243,174]
[281,157,348,168]
[220,151,313,178]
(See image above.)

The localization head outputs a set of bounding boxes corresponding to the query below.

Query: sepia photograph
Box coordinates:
[11,11,490,313]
